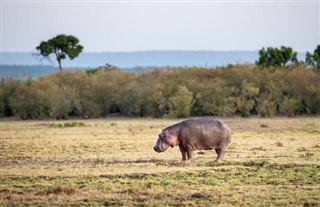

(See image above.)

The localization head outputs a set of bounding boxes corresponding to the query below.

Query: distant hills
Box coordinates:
[1,51,260,67]
[1,51,306,78]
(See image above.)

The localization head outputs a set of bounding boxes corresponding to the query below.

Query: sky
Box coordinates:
[1,0,319,53]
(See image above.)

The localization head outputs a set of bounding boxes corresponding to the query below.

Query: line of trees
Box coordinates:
[1,64,320,119]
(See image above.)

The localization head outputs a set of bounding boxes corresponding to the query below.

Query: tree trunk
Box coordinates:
[54,49,63,71]
[57,58,62,71]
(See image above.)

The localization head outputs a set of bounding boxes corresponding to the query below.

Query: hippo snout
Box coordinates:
[154,137,170,153]
[154,146,161,153]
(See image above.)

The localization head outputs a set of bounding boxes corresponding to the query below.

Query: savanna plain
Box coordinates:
[0,117,319,206]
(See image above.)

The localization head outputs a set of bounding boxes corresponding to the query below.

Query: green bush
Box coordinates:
[280,97,299,116]
[167,85,193,118]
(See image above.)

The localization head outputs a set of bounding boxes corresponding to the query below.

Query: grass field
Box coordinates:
[0,117,319,206]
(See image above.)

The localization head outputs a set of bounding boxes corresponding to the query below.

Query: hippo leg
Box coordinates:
[179,145,187,161]
[186,145,193,160]
[215,147,226,162]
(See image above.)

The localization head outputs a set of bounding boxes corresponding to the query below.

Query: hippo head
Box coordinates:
[153,129,178,153]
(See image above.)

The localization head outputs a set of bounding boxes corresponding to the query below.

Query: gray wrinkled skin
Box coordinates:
[154,118,231,162]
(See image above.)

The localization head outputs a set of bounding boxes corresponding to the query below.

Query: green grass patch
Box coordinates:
[1,163,319,206]
[49,122,89,128]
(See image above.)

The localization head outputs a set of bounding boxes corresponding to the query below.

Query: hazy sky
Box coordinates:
[1,0,319,52]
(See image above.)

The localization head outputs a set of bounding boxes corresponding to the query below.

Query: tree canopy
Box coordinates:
[256,46,298,67]
[306,45,320,71]
[36,34,83,71]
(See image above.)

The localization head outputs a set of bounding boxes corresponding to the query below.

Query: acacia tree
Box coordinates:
[36,34,83,71]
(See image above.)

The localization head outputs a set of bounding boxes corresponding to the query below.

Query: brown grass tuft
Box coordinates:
[37,184,77,196]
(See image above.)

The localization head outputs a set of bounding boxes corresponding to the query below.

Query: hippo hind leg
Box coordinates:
[215,148,225,162]
[215,149,220,156]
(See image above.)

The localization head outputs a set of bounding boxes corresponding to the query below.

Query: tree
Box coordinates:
[256,46,298,67]
[36,34,83,71]
[306,45,320,71]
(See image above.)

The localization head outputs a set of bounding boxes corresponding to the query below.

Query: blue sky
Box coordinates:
[1,0,319,52]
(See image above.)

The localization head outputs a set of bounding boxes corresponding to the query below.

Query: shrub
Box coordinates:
[280,97,299,116]
[167,85,193,118]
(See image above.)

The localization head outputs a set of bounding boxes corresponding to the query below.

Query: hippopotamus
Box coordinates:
[153,118,231,161]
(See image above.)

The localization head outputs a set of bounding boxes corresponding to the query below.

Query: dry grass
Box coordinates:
[0,117,319,206]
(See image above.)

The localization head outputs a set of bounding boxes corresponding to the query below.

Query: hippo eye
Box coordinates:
[158,134,164,140]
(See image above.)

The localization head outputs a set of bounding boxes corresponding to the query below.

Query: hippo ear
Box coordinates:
[161,129,169,138]
[158,130,164,138]
[159,129,168,138]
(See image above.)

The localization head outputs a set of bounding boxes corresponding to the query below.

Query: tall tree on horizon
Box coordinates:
[256,46,298,68]
[36,34,83,71]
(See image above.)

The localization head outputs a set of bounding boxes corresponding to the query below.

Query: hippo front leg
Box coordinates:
[186,145,194,160]
[179,145,187,161]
